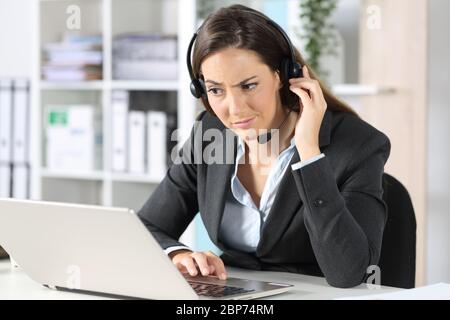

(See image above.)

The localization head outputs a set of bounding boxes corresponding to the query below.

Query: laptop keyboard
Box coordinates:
[188,281,255,298]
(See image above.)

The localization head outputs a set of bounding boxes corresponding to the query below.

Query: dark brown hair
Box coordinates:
[192,4,358,117]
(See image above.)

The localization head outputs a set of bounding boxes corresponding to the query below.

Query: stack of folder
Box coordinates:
[0,78,30,199]
[112,33,177,80]
[111,90,171,179]
[42,34,103,81]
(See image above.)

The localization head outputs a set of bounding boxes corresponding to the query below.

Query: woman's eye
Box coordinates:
[242,83,257,90]
[207,88,222,95]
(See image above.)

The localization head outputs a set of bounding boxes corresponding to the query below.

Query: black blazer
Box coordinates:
[138,109,391,288]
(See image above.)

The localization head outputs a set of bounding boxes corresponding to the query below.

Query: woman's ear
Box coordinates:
[275,70,283,89]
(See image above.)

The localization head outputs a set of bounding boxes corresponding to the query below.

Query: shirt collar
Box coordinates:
[236,135,296,156]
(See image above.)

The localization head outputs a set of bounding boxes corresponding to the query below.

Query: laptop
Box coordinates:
[0,198,292,300]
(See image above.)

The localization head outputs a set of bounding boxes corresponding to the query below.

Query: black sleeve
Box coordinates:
[137,111,206,249]
[292,131,391,288]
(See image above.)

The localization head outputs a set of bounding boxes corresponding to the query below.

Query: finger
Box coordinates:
[289,77,322,93]
[175,262,188,273]
[206,254,227,280]
[290,86,313,108]
[182,256,199,276]
[290,81,325,103]
[303,65,311,79]
[192,253,212,276]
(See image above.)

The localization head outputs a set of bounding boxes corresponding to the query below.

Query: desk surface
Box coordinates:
[0,259,401,300]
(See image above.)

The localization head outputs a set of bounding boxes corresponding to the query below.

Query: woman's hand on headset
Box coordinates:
[288,65,327,161]
[169,249,228,280]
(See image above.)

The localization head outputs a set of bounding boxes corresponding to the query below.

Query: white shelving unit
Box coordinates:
[30,0,198,218]
[331,84,396,96]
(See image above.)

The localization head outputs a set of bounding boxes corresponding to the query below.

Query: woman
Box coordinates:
[138,5,390,288]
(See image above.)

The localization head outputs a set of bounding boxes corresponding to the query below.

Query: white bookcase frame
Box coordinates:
[30,0,198,245]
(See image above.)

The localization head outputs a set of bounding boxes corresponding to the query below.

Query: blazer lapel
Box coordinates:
[256,110,333,257]
[202,162,234,246]
[201,131,238,246]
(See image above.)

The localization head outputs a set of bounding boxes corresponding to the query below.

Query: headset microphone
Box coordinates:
[257,109,292,144]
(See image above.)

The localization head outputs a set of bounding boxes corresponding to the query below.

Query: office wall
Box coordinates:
[427,0,450,284]
[0,0,32,77]
[330,0,360,83]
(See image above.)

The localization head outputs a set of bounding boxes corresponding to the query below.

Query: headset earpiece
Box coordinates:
[190,78,205,99]
[280,59,303,86]
[290,61,302,79]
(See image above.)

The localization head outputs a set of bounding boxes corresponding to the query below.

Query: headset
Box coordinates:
[186,13,303,99]
[186,11,303,144]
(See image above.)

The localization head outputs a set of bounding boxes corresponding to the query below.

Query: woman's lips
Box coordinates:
[233,117,256,129]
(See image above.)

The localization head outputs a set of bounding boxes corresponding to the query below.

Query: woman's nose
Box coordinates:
[228,93,245,115]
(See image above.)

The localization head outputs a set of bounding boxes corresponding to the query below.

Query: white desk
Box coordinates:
[0,259,402,300]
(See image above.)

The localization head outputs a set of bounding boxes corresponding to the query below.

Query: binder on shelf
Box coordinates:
[128,111,146,174]
[147,111,167,180]
[0,79,13,164]
[12,163,29,199]
[46,105,98,172]
[0,163,12,198]
[12,79,29,164]
[111,91,128,172]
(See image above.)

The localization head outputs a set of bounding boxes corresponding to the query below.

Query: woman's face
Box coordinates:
[201,48,285,141]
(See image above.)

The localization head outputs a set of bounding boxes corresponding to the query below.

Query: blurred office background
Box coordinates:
[0,0,448,287]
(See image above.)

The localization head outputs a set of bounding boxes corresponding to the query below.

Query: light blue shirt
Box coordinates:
[219,136,323,252]
[164,136,324,255]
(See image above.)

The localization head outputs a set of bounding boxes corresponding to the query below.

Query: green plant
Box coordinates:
[297,0,339,80]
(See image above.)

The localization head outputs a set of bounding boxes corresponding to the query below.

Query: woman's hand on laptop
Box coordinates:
[169,250,227,280]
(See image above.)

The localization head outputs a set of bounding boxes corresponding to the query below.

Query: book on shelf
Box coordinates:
[113,33,177,60]
[45,50,103,65]
[42,33,103,81]
[113,59,177,80]
[42,65,102,81]
[113,33,177,80]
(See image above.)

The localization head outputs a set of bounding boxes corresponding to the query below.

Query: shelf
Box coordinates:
[331,84,396,96]
[40,81,104,90]
[110,80,179,91]
[41,169,105,181]
[111,173,163,184]
[40,169,164,184]
[40,80,180,91]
